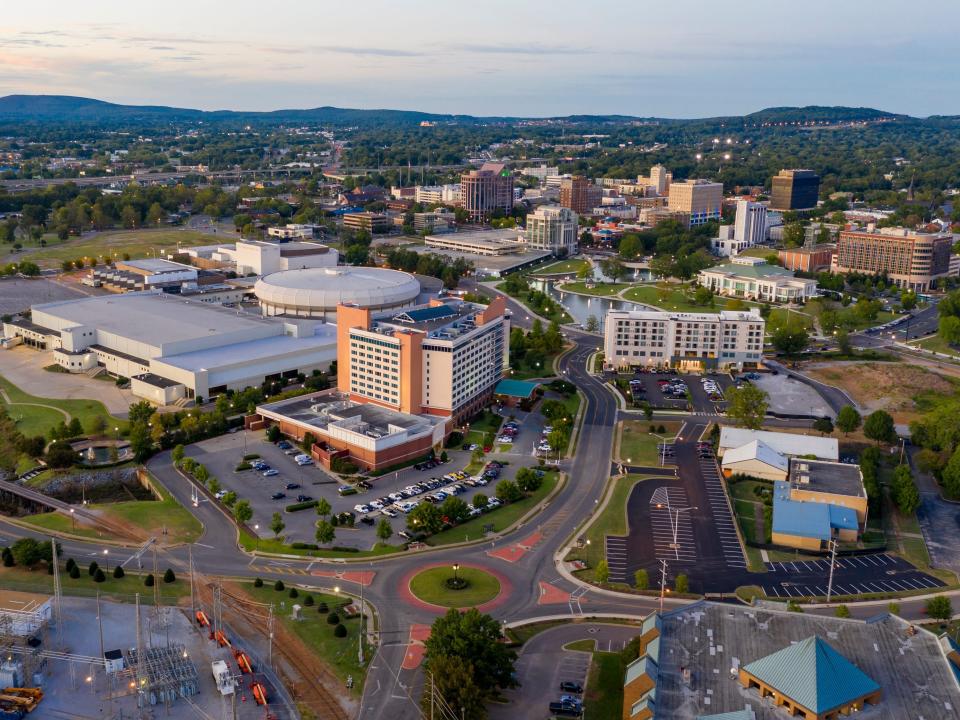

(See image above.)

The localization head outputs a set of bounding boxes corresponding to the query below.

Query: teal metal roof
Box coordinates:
[742,636,879,713]
[707,262,795,279]
[392,305,457,323]
[772,481,859,541]
[494,378,539,398]
[696,710,755,720]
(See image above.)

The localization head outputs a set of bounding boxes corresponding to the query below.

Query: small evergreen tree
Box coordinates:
[113,566,125,579]
[144,573,155,587]
[94,568,106,583]
[274,580,285,591]
[163,568,176,583]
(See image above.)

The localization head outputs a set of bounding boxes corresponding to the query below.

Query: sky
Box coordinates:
[0,0,957,118]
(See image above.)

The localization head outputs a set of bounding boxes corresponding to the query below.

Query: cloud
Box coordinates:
[259,44,425,58]
[458,43,595,56]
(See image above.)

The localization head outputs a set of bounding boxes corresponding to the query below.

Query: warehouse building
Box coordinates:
[3,292,337,405]
[622,601,960,720]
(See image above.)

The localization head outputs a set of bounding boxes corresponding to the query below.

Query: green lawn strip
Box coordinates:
[560,281,630,297]
[0,373,128,438]
[425,471,559,546]
[466,410,503,437]
[0,565,189,603]
[494,283,572,324]
[533,259,590,275]
[408,566,501,608]
[15,513,105,540]
[505,620,570,645]
[563,638,595,652]
[509,350,562,380]
[246,585,369,696]
[768,308,814,331]
[238,532,404,558]
[617,420,682,465]
[910,334,960,357]
[621,284,722,313]
[583,652,625,720]
[19,229,221,269]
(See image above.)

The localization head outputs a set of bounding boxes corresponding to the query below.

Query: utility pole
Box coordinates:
[659,559,668,614]
[358,576,365,665]
[135,593,144,720]
[51,537,63,649]
[826,538,838,603]
[188,544,195,618]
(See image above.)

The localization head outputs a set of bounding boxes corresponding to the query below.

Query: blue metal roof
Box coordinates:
[772,481,858,541]
[494,379,539,398]
[742,636,879,714]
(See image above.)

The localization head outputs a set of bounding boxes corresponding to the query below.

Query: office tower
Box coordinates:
[770,169,820,210]
[668,179,723,226]
[459,163,514,222]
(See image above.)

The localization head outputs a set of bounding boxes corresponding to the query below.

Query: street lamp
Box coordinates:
[70,507,75,531]
[102,548,109,573]
[452,563,460,585]
[253,524,259,552]
[655,502,697,560]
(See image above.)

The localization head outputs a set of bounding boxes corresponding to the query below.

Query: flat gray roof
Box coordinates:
[33,292,279,347]
[653,601,960,719]
[258,391,440,437]
[789,459,865,498]
[119,258,193,273]
[401,244,552,272]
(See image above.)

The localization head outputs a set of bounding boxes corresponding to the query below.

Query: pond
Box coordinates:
[70,442,132,466]
[529,278,658,332]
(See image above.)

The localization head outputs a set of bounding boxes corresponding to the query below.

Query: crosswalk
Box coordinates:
[648,486,696,564]
[697,457,747,569]
[249,563,309,576]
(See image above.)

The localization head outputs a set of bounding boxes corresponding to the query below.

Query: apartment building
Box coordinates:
[667,179,723,226]
[559,176,602,215]
[460,163,514,222]
[770,169,820,211]
[337,297,510,424]
[833,227,953,291]
[524,205,578,255]
[342,211,390,234]
[603,308,764,371]
[733,199,767,245]
[414,184,461,205]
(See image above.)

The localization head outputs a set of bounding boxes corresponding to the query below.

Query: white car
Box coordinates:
[353,503,371,514]
[381,507,398,518]
[487,498,501,509]
[368,500,385,510]
[214,490,227,500]
[404,485,422,495]
[388,492,404,502]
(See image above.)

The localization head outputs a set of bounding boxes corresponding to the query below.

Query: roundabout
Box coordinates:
[407,564,503,609]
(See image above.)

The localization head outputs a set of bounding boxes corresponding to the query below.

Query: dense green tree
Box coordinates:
[233,499,253,524]
[407,502,443,534]
[926,595,953,621]
[836,406,862,436]
[724,384,769,430]
[771,324,809,356]
[421,654,486,720]
[813,417,834,435]
[634,568,649,590]
[863,410,896,445]
[315,520,336,545]
[270,512,285,539]
[424,608,517,694]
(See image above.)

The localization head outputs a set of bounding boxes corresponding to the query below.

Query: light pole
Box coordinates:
[253,524,259,552]
[649,432,669,466]
[70,507,76,531]
[452,563,460,586]
[102,548,109,574]
[659,559,669,613]
[656,502,697,560]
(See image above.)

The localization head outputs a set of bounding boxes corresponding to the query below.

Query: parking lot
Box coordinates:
[182,429,529,548]
[490,623,638,720]
[759,553,946,598]
[616,370,735,413]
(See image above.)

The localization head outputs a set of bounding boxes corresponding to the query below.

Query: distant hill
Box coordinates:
[0,95,914,128]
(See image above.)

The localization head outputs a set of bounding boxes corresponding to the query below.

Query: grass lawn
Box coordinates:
[246,584,369,695]
[568,475,656,575]
[617,420,682,465]
[18,229,224,269]
[0,565,189,604]
[238,531,404,558]
[769,308,814,332]
[0,373,128,438]
[621,284,718,313]
[560,281,630,297]
[408,566,501,608]
[534,258,590,275]
[564,639,595,652]
[911,334,960,357]
[20,470,203,543]
[495,282,572,325]
[509,348,563,380]
[426,471,559,546]
[584,652,625,720]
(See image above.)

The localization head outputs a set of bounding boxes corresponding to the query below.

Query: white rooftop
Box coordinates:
[719,427,839,461]
[33,292,279,346]
[721,439,789,472]
[120,258,194,273]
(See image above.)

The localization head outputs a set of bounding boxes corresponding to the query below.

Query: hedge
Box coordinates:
[285,500,319,513]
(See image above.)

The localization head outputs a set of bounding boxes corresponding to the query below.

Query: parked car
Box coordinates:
[381,508,398,518]
[338,485,357,496]
[277,441,292,450]
[270,492,286,500]
[285,482,301,490]
[296,495,313,502]
[560,681,583,693]
[353,504,371,514]
[262,469,279,477]
[360,516,375,526]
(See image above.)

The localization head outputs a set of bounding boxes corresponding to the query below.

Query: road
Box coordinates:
[0,285,956,719]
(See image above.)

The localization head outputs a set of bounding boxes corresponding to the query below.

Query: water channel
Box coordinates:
[531,266,657,331]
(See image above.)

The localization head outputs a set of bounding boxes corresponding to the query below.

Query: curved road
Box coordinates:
[1,289,956,718]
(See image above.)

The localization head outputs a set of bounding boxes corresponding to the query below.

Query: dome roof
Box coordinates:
[254,267,421,311]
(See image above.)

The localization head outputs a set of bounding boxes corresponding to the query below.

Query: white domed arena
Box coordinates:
[254,266,421,320]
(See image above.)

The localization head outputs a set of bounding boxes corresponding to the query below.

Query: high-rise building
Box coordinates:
[560,176,602,215]
[459,163,514,223]
[833,228,953,291]
[668,179,723,226]
[649,164,670,195]
[733,199,768,246]
[337,297,510,424]
[770,169,820,211]
[604,308,764,371]
[524,206,578,255]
